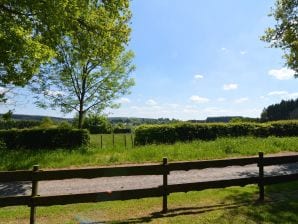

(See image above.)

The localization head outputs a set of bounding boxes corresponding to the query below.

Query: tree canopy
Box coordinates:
[31,0,135,128]
[0,0,125,101]
[261,0,298,77]
[261,98,298,121]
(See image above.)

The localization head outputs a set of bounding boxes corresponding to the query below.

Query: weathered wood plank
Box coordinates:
[0,195,30,207]
[263,155,298,166]
[0,171,32,182]
[168,157,258,171]
[264,173,298,185]
[33,187,163,206]
[167,177,259,193]
[34,165,163,181]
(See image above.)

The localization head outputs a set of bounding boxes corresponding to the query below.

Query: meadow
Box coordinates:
[1,182,297,223]
[1,134,298,223]
[0,134,297,170]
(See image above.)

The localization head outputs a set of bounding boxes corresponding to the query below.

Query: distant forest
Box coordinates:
[261,98,298,121]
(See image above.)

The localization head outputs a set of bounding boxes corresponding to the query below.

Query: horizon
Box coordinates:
[1,0,297,120]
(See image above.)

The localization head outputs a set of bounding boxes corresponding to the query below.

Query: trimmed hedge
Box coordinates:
[0,128,90,149]
[0,120,41,129]
[134,121,298,145]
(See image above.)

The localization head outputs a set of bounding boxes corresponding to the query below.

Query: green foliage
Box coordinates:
[0,119,41,129]
[1,110,13,121]
[0,128,89,150]
[261,98,298,121]
[39,117,55,128]
[31,0,135,128]
[261,0,298,76]
[0,1,78,89]
[82,114,112,134]
[134,121,298,145]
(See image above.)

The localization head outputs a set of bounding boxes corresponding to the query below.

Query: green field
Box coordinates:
[0,135,297,170]
[1,182,298,223]
[1,135,298,223]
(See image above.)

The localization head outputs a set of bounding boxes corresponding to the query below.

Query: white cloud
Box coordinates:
[223,83,238,90]
[234,97,249,104]
[194,74,204,80]
[146,99,158,106]
[0,87,8,94]
[217,97,226,102]
[267,91,298,100]
[45,90,64,97]
[221,47,227,51]
[190,95,210,103]
[240,50,247,55]
[267,91,288,96]
[118,97,130,104]
[268,68,295,80]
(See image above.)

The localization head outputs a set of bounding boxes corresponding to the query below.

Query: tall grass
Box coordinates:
[1,181,298,223]
[0,136,297,170]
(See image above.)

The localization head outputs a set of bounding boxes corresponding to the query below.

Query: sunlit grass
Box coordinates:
[0,136,297,170]
[1,181,297,223]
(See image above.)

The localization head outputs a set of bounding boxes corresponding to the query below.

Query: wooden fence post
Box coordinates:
[124,134,127,149]
[131,134,134,148]
[30,165,39,224]
[258,152,264,201]
[100,135,103,149]
[162,157,168,213]
[112,133,115,149]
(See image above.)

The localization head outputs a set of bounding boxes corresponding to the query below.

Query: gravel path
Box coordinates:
[1,152,298,197]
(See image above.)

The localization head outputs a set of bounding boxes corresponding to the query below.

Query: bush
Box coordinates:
[0,120,41,129]
[113,127,132,133]
[0,128,90,149]
[134,121,298,145]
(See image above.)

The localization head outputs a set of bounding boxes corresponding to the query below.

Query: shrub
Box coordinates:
[134,121,298,145]
[0,128,90,149]
[0,120,41,129]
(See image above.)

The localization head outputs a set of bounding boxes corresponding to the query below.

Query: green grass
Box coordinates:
[0,135,297,170]
[1,181,298,223]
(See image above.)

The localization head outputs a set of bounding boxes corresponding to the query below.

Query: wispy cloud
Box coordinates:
[223,83,238,90]
[190,95,210,103]
[267,91,298,99]
[221,47,227,51]
[118,97,131,104]
[268,68,295,80]
[234,97,249,103]
[267,91,288,96]
[146,99,158,106]
[194,74,204,80]
[45,90,65,97]
[240,50,247,55]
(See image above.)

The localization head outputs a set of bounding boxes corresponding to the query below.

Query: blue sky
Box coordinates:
[1,0,297,120]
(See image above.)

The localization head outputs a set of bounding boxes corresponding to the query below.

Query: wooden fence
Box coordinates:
[1,152,298,224]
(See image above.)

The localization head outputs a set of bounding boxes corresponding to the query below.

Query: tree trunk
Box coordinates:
[78,101,85,129]
[78,110,84,129]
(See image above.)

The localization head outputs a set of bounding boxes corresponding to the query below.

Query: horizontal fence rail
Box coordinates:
[0,152,298,224]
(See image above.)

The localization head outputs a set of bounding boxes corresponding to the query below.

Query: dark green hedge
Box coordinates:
[0,128,90,149]
[0,120,41,129]
[134,121,298,145]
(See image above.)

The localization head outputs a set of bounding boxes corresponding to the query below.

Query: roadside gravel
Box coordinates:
[1,152,298,197]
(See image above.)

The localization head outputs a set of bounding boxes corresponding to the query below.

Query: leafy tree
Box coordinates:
[82,114,112,134]
[261,98,298,121]
[0,1,111,101]
[31,0,135,128]
[39,117,55,128]
[1,110,13,121]
[261,0,298,77]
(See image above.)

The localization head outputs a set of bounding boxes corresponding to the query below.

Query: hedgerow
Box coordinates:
[0,128,90,149]
[134,121,298,145]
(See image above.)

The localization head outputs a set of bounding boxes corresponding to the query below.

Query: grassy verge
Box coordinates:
[1,181,298,223]
[0,136,298,170]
